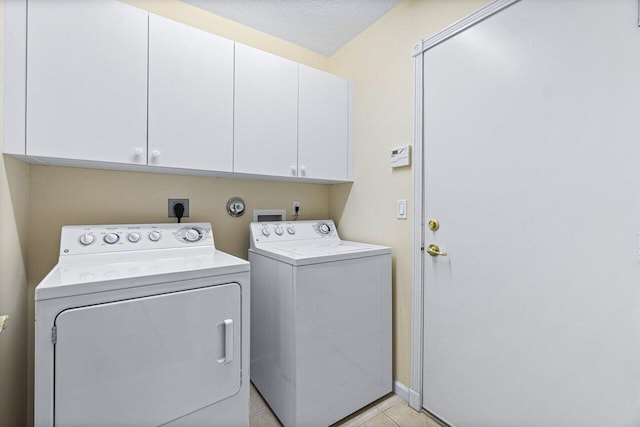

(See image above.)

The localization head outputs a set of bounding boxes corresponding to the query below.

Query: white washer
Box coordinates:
[35,223,250,427]
[249,220,392,427]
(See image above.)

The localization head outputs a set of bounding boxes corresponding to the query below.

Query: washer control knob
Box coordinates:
[318,223,331,235]
[184,228,200,242]
[148,230,162,242]
[287,225,296,235]
[103,233,120,244]
[274,225,284,236]
[79,233,95,245]
[127,232,141,243]
[261,226,271,237]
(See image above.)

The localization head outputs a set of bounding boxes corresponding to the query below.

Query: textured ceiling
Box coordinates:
[180,0,402,56]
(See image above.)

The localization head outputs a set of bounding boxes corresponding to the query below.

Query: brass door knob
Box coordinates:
[428,219,440,231]
[426,244,447,257]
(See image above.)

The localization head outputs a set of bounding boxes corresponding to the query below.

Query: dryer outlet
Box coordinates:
[168,199,190,218]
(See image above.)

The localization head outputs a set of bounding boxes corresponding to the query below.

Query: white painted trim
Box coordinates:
[347,80,355,181]
[413,0,520,56]
[409,387,422,411]
[392,380,410,402]
[409,50,424,413]
[410,0,518,414]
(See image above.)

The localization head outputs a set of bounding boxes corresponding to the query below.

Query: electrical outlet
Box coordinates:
[293,201,301,217]
[168,199,190,218]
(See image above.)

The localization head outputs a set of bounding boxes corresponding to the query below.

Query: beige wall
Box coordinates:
[0,2,30,426]
[0,156,29,427]
[328,0,491,386]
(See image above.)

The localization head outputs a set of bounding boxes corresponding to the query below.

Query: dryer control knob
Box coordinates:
[274,225,284,236]
[103,233,120,244]
[127,232,141,243]
[79,233,95,246]
[287,225,296,235]
[261,226,271,237]
[184,229,200,242]
[318,223,331,235]
[148,230,162,242]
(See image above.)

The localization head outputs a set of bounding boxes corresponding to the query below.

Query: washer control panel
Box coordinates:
[61,223,214,255]
[250,220,339,248]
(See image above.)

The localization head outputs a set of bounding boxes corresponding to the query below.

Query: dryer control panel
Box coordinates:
[250,220,339,249]
[60,223,214,256]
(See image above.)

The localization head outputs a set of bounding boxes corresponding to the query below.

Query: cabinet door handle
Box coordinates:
[300,165,306,176]
[133,147,144,157]
[291,165,297,176]
[151,150,161,159]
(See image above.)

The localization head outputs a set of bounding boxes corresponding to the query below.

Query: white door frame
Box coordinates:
[408,0,521,412]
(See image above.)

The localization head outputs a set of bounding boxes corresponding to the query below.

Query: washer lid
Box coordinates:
[250,240,391,266]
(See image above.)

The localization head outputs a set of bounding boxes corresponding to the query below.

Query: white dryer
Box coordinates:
[35,223,249,427]
[249,220,392,427]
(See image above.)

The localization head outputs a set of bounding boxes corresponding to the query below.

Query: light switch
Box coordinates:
[397,199,407,219]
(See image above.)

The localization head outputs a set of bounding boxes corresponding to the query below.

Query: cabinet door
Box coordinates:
[148,14,234,172]
[298,65,350,181]
[26,0,148,164]
[234,44,298,177]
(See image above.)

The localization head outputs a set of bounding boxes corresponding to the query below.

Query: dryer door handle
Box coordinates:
[217,319,234,364]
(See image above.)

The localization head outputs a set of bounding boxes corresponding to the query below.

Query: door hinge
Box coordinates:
[51,325,57,344]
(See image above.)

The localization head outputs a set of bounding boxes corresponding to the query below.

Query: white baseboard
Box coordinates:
[392,380,410,402]
[392,380,422,411]
[409,388,422,411]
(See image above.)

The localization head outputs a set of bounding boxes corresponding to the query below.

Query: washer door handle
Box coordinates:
[217,319,234,364]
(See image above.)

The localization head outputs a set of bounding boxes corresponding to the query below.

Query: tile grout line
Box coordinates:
[377,412,401,427]
[351,407,382,427]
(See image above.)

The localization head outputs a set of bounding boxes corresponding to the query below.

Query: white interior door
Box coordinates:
[421,1,640,426]
[54,283,241,426]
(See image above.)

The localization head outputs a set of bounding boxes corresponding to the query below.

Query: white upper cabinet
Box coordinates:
[26,0,148,165]
[298,65,351,181]
[3,0,27,157]
[6,0,353,182]
[148,14,234,172]
[234,44,299,178]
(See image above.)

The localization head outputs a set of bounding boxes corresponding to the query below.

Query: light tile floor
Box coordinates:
[250,383,442,427]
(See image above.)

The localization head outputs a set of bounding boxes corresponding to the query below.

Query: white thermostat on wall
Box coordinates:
[390,145,411,168]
